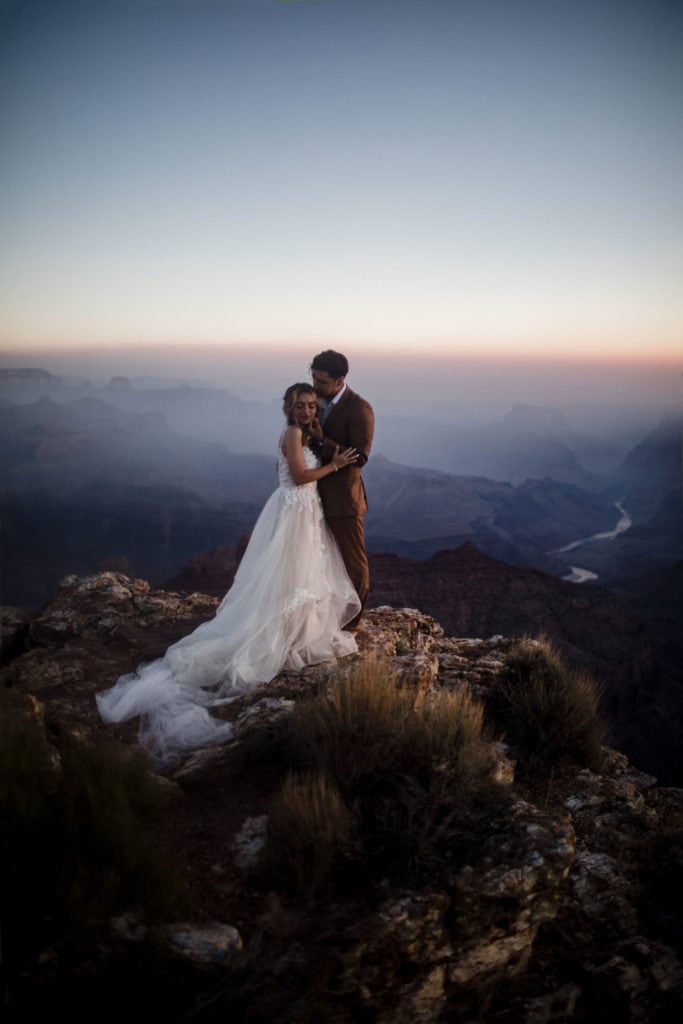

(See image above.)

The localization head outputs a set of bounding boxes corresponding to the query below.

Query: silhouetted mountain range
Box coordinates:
[1,390,630,607]
[0,393,276,607]
[363,455,619,568]
[0,395,276,501]
[374,403,629,487]
[0,370,281,453]
[610,413,682,518]
[1,375,680,588]
[0,370,659,483]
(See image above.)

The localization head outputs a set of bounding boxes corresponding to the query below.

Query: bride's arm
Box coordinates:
[283,426,357,485]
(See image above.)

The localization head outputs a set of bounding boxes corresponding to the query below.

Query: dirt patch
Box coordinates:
[155,748,281,928]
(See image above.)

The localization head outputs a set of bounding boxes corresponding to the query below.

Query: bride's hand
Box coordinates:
[331,446,358,471]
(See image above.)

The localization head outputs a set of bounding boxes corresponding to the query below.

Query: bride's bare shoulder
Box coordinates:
[280,424,302,455]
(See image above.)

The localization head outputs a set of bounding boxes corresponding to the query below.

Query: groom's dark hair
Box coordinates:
[310,349,348,379]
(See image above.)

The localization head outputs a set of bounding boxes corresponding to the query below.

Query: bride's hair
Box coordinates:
[282,383,321,446]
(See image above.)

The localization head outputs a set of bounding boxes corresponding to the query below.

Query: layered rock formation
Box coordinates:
[2,572,682,1022]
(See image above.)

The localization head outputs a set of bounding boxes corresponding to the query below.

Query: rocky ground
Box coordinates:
[2,572,683,1023]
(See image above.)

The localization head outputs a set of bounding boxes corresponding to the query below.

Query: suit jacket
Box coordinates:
[316,387,374,517]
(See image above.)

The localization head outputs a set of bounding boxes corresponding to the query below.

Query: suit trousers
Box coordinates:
[326,515,369,629]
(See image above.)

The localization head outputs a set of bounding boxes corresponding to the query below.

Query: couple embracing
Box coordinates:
[97,349,375,764]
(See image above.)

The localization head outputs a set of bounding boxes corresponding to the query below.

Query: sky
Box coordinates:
[0,0,681,408]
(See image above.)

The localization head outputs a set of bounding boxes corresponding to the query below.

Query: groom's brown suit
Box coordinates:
[315,387,374,627]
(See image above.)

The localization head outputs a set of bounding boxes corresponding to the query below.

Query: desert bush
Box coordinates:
[490,637,606,772]
[0,692,188,981]
[263,773,358,899]
[285,658,417,786]
[281,660,491,783]
[260,658,510,898]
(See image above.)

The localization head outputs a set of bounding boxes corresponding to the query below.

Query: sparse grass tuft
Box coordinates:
[285,658,417,786]
[490,636,606,772]
[285,660,496,789]
[263,773,358,900]
[258,658,511,899]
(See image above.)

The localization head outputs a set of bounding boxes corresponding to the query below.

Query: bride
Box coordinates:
[96,383,361,765]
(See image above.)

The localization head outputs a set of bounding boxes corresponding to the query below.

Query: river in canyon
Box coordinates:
[555,501,632,583]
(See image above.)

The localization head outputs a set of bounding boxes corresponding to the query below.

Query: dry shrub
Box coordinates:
[411,688,493,785]
[491,636,606,772]
[261,658,510,897]
[286,658,416,785]
[264,773,358,900]
[284,659,491,786]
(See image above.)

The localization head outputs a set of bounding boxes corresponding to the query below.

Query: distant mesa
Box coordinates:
[0,367,62,388]
[502,403,570,433]
[106,376,132,390]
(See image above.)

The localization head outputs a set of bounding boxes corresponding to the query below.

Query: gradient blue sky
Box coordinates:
[1,0,681,368]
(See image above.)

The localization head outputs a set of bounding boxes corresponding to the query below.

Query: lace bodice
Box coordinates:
[277,445,322,514]
[277,444,319,489]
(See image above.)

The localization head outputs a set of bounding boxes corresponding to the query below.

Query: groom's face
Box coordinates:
[312,370,344,399]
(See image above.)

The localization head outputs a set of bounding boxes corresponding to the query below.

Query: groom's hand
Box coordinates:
[309,417,323,443]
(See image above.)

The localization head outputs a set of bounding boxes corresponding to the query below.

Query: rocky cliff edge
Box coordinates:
[1,571,682,1023]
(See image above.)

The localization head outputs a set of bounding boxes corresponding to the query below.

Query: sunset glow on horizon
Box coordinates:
[1,0,681,373]
[3,337,682,367]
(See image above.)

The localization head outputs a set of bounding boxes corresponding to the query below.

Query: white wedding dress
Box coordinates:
[96,445,360,765]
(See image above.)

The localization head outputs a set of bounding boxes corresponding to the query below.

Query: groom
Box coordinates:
[309,349,375,629]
